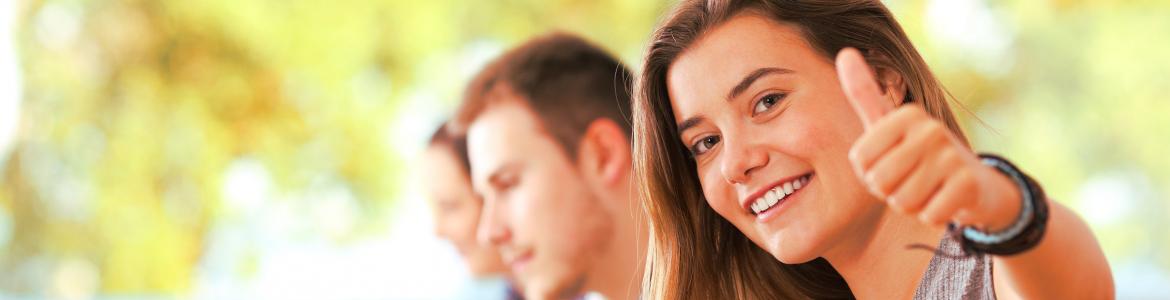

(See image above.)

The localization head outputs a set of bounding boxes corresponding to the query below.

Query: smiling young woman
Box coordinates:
[632,0,1113,299]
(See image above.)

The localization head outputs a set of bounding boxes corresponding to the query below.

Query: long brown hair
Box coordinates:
[632,0,969,299]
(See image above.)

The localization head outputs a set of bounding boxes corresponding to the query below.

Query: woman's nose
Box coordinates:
[720,136,768,185]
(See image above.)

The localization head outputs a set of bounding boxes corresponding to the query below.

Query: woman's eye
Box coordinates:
[753,93,787,115]
[690,135,721,156]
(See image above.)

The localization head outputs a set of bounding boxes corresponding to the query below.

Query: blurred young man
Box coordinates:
[451,33,645,300]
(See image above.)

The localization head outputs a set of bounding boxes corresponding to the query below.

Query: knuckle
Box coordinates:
[850,147,869,167]
[884,106,912,126]
[919,212,942,225]
[890,197,909,213]
[864,172,882,192]
[923,120,945,139]
[893,194,920,213]
[889,193,907,209]
[908,105,928,119]
[874,185,891,199]
[938,147,960,167]
[894,105,915,116]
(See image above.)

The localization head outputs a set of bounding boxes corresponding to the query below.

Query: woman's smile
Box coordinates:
[743,173,813,222]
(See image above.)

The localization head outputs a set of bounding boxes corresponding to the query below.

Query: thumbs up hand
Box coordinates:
[835,48,1021,232]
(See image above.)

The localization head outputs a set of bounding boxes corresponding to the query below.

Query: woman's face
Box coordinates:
[667,13,884,263]
[423,145,507,277]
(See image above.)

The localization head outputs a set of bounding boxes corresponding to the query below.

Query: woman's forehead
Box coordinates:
[665,14,824,124]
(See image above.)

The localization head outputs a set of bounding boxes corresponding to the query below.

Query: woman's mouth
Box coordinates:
[748,173,813,219]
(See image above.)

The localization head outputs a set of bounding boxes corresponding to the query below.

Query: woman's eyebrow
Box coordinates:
[676,115,705,137]
[727,67,794,100]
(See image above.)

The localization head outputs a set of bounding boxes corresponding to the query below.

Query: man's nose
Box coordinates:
[476,199,511,247]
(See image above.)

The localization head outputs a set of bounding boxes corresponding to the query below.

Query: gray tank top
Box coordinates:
[913,232,996,300]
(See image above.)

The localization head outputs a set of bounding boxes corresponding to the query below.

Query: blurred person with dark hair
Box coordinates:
[450,32,646,300]
[423,122,522,300]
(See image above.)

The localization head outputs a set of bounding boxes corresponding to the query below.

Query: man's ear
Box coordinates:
[866,50,908,107]
[575,118,631,186]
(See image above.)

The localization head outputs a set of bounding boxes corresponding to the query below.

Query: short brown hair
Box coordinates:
[452,32,634,158]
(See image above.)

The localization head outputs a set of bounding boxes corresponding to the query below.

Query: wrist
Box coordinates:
[982,168,1023,232]
[959,153,1049,256]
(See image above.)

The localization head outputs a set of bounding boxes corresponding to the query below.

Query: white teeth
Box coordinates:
[750,175,811,215]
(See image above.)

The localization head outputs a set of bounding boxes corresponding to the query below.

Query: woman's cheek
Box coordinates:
[777,114,823,153]
[457,209,479,241]
[699,165,736,219]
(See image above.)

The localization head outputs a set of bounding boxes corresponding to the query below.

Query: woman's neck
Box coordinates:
[823,209,946,300]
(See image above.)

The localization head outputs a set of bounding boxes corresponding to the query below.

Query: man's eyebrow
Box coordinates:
[486,162,519,187]
[727,67,794,100]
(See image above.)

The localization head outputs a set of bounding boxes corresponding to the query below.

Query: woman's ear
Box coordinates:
[575,118,631,186]
[865,50,908,107]
[876,65,907,106]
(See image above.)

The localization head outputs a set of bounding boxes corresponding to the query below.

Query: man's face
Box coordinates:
[467,96,614,299]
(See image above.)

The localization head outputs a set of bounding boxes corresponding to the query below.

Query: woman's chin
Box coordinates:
[770,250,821,265]
[761,233,823,264]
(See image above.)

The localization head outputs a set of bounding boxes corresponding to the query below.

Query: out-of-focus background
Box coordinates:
[0,0,1167,299]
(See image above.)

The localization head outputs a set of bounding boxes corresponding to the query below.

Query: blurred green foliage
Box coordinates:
[0,0,1167,297]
